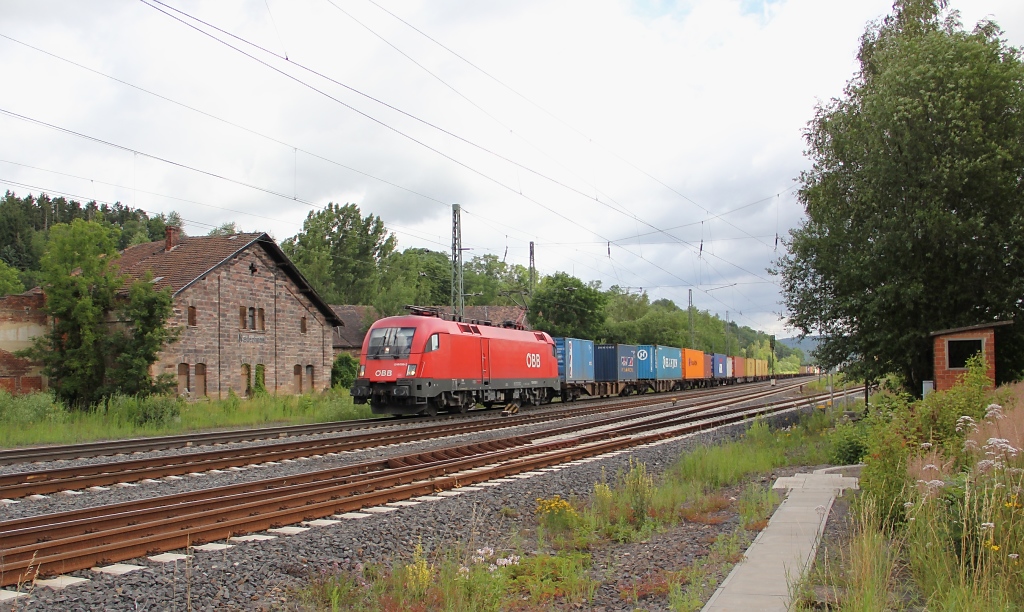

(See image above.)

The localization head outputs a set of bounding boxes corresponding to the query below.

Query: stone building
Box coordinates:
[119,228,342,398]
[0,288,47,394]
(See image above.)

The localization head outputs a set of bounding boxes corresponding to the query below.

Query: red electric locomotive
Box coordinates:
[350,307,560,416]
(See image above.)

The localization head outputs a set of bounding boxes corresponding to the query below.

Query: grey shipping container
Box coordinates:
[655,346,683,380]
[554,337,595,383]
[595,344,638,381]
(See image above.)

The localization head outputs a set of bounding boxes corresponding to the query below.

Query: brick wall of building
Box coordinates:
[932,328,996,391]
[152,247,333,399]
[0,291,47,394]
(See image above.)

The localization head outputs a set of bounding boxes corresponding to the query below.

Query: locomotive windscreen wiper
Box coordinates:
[366,327,416,359]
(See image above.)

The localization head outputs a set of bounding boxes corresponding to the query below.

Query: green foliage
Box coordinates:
[738,483,780,529]
[528,271,607,339]
[254,364,267,395]
[104,394,182,427]
[281,202,396,305]
[18,219,177,407]
[0,390,63,424]
[774,0,1024,392]
[0,258,23,296]
[331,353,360,389]
[829,421,868,465]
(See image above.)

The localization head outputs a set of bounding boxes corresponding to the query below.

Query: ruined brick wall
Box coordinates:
[0,291,47,394]
[153,246,334,399]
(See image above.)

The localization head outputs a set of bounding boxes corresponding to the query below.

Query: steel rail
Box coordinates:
[0,382,805,498]
[0,388,845,586]
[0,378,811,465]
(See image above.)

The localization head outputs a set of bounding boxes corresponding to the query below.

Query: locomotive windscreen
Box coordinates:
[367,327,416,358]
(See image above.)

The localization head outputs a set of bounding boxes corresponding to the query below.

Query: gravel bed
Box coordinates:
[0,405,813,611]
[0,389,805,522]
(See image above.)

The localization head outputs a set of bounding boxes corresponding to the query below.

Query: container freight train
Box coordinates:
[350,308,802,416]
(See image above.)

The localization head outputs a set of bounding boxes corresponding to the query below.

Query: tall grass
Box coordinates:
[0,388,371,447]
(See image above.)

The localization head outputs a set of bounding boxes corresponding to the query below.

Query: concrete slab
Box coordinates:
[35,576,89,590]
[486,478,515,483]
[163,475,183,481]
[334,512,372,519]
[27,494,48,500]
[0,589,29,602]
[227,466,246,471]
[435,491,462,497]
[703,473,854,612]
[267,526,311,535]
[93,564,145,576]
[61,489,83,496]
[193,543,233,551]
[411,495,444,501]
[476,482,503,487]
[302,519,341,527]
[362,506,399,513]
[0,498,20,505]
[230,534,278,542]
[149,553,190,563]
[454,486,483,491]
[386,501,421,507]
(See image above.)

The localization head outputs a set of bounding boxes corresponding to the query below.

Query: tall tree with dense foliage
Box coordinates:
[528,272,607,339]
[281,203,396,305]
[0,259,23,296]
[20,220,176,407]
[773,0,1024,392]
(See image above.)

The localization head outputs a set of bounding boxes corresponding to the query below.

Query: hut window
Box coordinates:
[947,339,983,369]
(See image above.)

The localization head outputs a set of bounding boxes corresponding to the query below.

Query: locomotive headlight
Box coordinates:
[359,365,365,377]
[406,364,418,377]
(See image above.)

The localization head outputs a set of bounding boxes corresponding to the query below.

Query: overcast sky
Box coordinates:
[2,0,1022,335]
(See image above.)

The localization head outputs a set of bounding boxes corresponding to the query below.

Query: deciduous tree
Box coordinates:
[773,0,1024,391]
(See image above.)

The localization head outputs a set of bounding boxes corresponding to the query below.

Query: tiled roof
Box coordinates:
[332,305,373,349]
[118,233,342,326]
[118,233,265,294]
[331,304,530,350]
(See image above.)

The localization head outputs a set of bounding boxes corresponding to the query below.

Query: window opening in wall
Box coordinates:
[258,308,265,331]
[305,365,314,392]
[242,363,252,397]
[293,364,303,393]
[177,363,190,396]
[254,364,266,395]
[248,307,256,330]
[301,316,307,334]
[239,306,246,329]
[195,363,207,397]
[187,306,197,327]
[947,339,983,369]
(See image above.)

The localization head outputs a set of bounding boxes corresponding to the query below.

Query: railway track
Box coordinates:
[0,382,804,498]
[0,378,811,466]
[0,385,846,587]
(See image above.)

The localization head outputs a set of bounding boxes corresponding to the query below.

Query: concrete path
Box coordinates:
[701,468,859,611]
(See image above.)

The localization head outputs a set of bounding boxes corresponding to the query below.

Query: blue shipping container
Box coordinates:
[655,346,683,380]
[712,353,728,378]
[595,344,638,381]
[554,338,595,383]
[636,345,656,380]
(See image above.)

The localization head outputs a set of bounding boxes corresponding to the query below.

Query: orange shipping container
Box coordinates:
[733,356,746,378]
[682,349,705,380]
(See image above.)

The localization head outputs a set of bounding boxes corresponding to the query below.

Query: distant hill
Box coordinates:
[778,336,821,363]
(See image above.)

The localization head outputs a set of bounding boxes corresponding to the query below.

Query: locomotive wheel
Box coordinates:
[422,402,438,417]
[451,401,469,414]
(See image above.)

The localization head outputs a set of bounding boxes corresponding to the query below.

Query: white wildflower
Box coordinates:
[981,522,995,530]
[964,439,979,452]
[476,547,495,557]
[923,464,938,471]
[1010,554,1020,560]
[471,555,485,564]
[921,442,933,450]
[458,565,470,578]
[985,404,1005,421]
[904,502,914,509]
[957,415,978,433]
[926,479,945,490]
[488,564,498,573]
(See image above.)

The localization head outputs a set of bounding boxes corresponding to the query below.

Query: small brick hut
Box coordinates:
[118,228,342,398]
[930,321,1012,391]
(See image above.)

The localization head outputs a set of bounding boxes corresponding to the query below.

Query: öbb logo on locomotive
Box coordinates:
[526,353,542,368]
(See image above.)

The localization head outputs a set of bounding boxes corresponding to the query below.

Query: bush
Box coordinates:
[0,390,64,424]
[332,353,360,388]
[104,393,182,427]
[829,421,868,465]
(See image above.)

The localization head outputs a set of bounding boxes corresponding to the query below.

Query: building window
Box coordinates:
[187,306,197,327]
[239,306,246,329]
[305,365,314,392]
[195,363,207,397]
[258,308,266,331]
[294,364,303,393]
[300,316,307,334]
[242,363,252,397]
[254,363,266,394]
[947,339,983,369]
[248,307,256,330]
[177,363,190,396]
